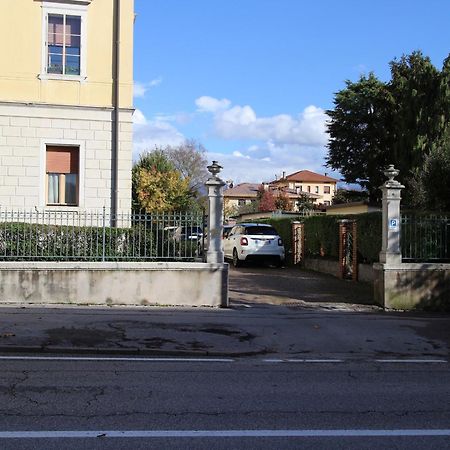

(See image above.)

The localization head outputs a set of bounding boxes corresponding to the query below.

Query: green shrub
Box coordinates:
[303,215,340,260]
[252,212,382,265]
[355,212,382,263]
[0,222,160,261]
[252,216,303,264]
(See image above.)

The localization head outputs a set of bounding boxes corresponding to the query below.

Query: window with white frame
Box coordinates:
[324,185,331,194]
[46,146,79,206]
[41,2,88,79]
[47,14,81,75]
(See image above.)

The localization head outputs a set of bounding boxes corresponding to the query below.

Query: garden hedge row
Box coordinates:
[254,212,382,265]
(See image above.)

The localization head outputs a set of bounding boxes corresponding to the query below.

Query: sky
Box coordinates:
[132,0,450,185]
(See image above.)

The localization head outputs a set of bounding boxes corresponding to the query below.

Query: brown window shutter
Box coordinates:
[46,146,79,174]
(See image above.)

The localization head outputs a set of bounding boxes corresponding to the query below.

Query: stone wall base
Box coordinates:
[0,262,229,308]
[373,263,450,310]
[303,258,374,283]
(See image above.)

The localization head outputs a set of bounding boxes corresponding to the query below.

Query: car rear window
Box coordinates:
[244,226,278,236]
[182,227,202,234]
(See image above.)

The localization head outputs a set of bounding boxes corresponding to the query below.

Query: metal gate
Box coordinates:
[292,221,304,265]
[339,220,358,280]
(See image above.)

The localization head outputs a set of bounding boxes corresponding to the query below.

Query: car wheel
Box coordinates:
[275,257,284,268]
[232,248,241,268]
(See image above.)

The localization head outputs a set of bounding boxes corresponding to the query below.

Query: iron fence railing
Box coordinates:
[0,208,206,262]
[401,214,450,262]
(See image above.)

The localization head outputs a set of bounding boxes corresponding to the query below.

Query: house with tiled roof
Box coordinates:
[270,170,338,206]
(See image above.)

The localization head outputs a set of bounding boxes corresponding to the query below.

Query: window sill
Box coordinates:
[38,73,87,83]
[45,205,80,211]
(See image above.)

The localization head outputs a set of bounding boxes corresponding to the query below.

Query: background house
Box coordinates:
[224,169,336,218]
[0,0,134,214]
[270,170,338,206]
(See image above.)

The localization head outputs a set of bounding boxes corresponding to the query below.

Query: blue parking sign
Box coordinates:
[389,219,399,230]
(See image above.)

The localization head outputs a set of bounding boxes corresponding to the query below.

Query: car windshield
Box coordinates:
[244,226,278,236]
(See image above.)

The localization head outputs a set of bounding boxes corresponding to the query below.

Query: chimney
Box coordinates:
[275,174,278,181]
[324,172,328,177]
[282,171,286,179]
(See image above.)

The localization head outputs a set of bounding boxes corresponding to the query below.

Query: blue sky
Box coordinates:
[133,0,449,184]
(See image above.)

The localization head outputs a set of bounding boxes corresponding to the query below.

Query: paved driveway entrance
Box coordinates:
[229,265,374,309]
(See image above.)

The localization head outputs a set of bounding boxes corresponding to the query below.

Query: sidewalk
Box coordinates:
[0,302,448,359]
[0,304,274,357]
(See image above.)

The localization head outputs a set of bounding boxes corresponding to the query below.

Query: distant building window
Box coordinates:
[315,186,319,193]
[324,186,331,194]
[307,186,311,193]
[238,199,246,206]
[47,14,81,75]
[46,146,79,205]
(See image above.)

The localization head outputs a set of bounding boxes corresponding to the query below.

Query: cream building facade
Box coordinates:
[0,0,134,213]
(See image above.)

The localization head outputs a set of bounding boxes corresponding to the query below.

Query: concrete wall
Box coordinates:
[0,262,229,308]
[373,263,450,310]
[303,257,374,283]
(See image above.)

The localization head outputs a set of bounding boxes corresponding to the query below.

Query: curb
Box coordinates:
[0,345,273,358]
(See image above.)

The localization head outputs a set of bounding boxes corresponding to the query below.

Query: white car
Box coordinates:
[224,223,285,267]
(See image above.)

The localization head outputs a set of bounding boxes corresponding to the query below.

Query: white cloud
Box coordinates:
[195,96,231,112]
[195,96,328,147]
[133,77,163,98]
[132,109,147,125]
[133,110,184,161]
[207,141,335,185]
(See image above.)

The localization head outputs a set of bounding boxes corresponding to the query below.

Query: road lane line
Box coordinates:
[0,356,234,363]
[262,359,343,363]
[288,359,343,363]
[375,359,447,363]
[0,429,450,439]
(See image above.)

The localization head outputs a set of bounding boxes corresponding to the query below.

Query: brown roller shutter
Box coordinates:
[46,146,79,174]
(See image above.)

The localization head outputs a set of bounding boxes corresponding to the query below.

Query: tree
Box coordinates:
[132,150,192,212]
[326,51,450,208]
[258,186,276,212]
[389,52,442,205]
[409,129,450,211]
[136,167,191,212]
[296,193,314,211]
[132,141,209,212]
[326,73,393,202]
[275,191,292,211]
[164,139,209,196]
[332,188,369,205]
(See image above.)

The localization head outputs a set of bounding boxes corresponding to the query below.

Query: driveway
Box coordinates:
[229,264,375,309]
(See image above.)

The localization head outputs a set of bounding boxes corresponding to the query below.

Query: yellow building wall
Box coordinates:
[0,0,133,108]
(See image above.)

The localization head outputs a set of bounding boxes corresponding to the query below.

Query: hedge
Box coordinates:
[253,212,382,265]
[0,222,198,261]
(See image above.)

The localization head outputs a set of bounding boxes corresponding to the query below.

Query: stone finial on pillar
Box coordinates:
[379,165,405,265]
[205,161,226,264]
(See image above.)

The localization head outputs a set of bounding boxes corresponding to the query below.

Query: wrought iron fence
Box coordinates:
[401,214,450,262]
[0,208,206,262]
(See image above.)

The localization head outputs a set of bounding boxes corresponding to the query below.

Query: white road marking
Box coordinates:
[0,356,234,363]
[0,429,449,439]
[0,356,446,364]
[263,359,343,363]
[375,359,447,363]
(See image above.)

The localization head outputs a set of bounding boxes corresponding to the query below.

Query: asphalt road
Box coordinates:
[1,265,449,449]
[1,357,449,449]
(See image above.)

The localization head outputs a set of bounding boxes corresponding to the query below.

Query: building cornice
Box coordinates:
[39,0,93,5]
